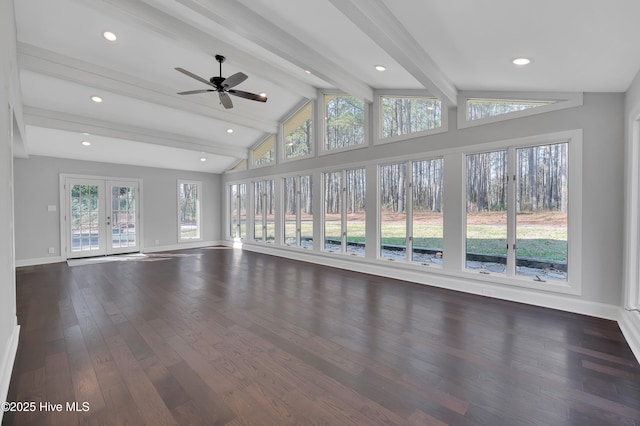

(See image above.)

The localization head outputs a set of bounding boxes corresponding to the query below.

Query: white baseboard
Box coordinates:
[15,256,63,267]
[142,240,223,254]
[0,324,20,424]
[236,242,620,321]
[15,242,226,266]
[619,308,640,363]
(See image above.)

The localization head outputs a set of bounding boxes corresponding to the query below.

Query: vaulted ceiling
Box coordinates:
[13,0,640,173]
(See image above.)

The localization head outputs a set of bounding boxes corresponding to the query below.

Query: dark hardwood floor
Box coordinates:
[4,247,640,425]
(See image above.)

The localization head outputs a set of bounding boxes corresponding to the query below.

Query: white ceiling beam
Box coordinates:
[18,43,277,134]
[328,0,458,107]
[93,0,317,101]
[24,107,249,159]
[175,0,375,103]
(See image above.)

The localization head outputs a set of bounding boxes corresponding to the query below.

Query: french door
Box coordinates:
[65,178,140,258]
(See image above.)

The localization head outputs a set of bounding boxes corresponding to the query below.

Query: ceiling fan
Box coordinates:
[175,55,267,109]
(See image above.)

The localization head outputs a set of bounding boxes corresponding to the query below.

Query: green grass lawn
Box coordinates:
[269,217,567,263]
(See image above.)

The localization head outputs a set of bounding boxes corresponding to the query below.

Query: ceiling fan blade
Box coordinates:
[222,72,248,89]
[219,92,233,109]
[175,67,214,87]
[177,89,216,95]
[228,89,267,102]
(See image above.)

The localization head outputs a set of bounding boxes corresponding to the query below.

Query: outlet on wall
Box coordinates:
[155,239,160,245]
[48,247,55,254]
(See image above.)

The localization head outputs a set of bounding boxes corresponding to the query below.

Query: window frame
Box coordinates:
[378,157,444,267]
[461,130,582,294]
[320,91,370,156]
[177,179,202,242]
[280,99,315,163]
[321,167,366,256]
[282,175,314,249]
[457,91,583,130]
[250,134,276,168]
[373,89,448,146]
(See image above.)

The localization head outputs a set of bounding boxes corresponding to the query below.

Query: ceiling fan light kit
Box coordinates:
[175,54,267,109]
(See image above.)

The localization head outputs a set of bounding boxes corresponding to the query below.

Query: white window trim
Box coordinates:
[457,91,583,129]
[624,108,640,311]
[280,99,315,163]
[319,90,371,156]
[177,179,202,243]
[377,158,445,268]
[373,89,449,146]
[460,130,583,295]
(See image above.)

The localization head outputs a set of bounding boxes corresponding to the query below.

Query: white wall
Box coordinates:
[14,156,222,263]
[0,0,21,418]
[223,93,626,314]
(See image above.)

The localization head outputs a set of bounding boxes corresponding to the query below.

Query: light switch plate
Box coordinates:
[47,205,57,212]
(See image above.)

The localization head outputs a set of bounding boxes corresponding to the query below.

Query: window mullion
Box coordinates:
[406,161,413,262]
[341,170,347,253]
[507,147,517,276]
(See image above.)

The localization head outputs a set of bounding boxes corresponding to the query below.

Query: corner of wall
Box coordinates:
[0,324,20,424]
[619,308,640,363]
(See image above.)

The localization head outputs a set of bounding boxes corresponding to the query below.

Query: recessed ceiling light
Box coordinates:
[103,31,117,42]
[90,95,103,103]
[81,141,91,146]
[304,70,311,74]
[82,132,90,136]
[512,57,531,65]
[375,65,386,72]
[226,128,234,133]
[200,157,207,162]
[259,92,267,98]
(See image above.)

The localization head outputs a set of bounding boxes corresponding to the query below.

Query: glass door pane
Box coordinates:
[68,179,105,258]
[466,151,508,273]
[109,182,138,254]
[516,143,568,281]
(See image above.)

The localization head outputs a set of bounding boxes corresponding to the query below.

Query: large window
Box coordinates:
[379,159,444,264]
[323,168,365,254]
[380,96,441,140]
[324,94,365,151]
[178,180,201,241]
[284,101,313,160]
[253,134,275,166]
[283,175,313,248]
[229,183,247,240]
[466,142,569,281]
[254,180,275,242]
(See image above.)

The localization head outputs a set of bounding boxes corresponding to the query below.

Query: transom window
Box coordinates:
[324,94,365,151]
[283,101,313,160]
[253,134,275,166]
[467,98,556,121]
[380,95,441,139]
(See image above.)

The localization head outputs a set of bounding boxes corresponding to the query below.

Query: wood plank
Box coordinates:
[5,248,640,426]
